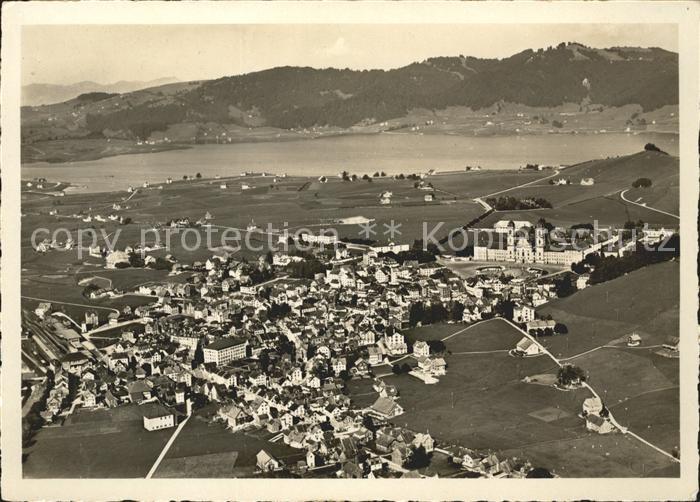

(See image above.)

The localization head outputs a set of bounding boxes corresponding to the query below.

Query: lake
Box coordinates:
[23,132,679,193]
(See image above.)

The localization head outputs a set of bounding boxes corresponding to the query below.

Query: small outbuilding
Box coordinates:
[514,337,543,357]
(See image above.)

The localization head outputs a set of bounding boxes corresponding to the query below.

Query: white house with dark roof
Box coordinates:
[142,403,175,431]
[514,337,542,357]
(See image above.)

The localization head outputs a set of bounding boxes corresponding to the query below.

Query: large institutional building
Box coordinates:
[203,338,249,366]
[473,221,612,266]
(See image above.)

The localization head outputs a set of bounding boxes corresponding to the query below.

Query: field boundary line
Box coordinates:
[440,320,494,342]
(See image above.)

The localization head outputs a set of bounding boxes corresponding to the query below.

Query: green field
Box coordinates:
[476,151,679,227]
[609,387,680,454]
[509,151,677,205]
[379,317,679,477]
[530,262,681,458]
[21,166,554,316]
[21,138,191,164]
[499,432,679,478]
[23,405,173,478]
[537,260,680,358]
[536,261,680,468]
[155,413,302,478]
[22,269,157,324]
[624,171,679,215]
[429,169,548,199]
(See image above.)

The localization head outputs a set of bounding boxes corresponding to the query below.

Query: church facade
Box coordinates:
[473,221,594,266]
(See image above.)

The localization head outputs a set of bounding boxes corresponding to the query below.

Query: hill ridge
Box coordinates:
[21,41,678,145]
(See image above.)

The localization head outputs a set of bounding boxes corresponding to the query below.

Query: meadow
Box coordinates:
[531,262,680,458]
[537,260,679,358]
[477,151,679,227]
[156,413,303,478]
[23,405,173,478]
[20,166,540,319]
[379,316,679,477]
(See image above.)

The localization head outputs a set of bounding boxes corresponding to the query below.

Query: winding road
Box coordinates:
[620,189,679,220]
[497,317,680,464]
[439,317,679,464]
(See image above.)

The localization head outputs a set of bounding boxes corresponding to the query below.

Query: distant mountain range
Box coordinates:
[21,77,180,106]
[22,43,677,144]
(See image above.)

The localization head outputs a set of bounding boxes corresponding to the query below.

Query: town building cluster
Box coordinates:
[26,213,673,477]
[30,236,570,478]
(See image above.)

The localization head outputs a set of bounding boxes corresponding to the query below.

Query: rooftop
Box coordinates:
[204,337,248,351]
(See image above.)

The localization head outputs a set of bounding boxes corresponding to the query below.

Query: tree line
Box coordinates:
[571,234,680,284]
[485,196,552,210]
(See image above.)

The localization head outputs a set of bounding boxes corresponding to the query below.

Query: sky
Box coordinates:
[22,24,678,86]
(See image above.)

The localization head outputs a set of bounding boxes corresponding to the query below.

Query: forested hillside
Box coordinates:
[22,42,678,143]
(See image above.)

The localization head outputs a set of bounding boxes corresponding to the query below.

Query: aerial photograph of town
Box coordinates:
[19,22,682,481]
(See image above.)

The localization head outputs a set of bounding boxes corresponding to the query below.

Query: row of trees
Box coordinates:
[380,239,441,265]
[556,364,586,388]
[408,301,466,327]
[485,196,552,210]
[115,252,172,271]
[267,302,291,320]
[632,177,652,188]
[586,235,679,285]
[340,171,394,183]
[285,257,327,279]
[409,303,449,327]
[552,274,577,297]
[530,324,568,337]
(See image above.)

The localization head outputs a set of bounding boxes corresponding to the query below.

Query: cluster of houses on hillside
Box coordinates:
[28,230,578,477]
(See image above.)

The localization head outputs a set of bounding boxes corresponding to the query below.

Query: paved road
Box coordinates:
[22,296,120,315]
[481,170,561,199]
[560,343,663,362]
[208,223,282,237]
[51,311,83,331]
[473,197,493,212]
[620,189,679,219]
[146,414,191,479]
[86,318,147,337]
[499,317,680,464]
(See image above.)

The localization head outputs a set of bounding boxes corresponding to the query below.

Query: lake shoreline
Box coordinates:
[21,132,679,194]
[22,129,679,167]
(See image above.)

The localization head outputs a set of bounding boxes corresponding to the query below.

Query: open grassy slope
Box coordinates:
[537,260,679,357]
[479,151,679,226]
[382,318,678,477]
[23,405,173,478]
[536,261,680,462]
